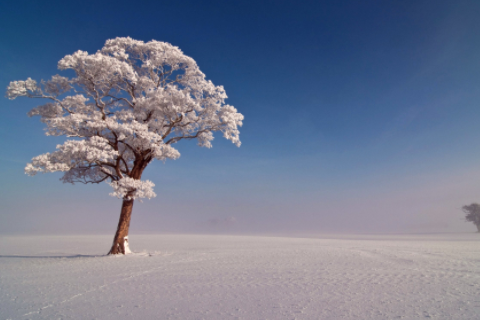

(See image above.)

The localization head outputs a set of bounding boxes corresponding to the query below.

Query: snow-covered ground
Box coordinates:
[0,234,479,319]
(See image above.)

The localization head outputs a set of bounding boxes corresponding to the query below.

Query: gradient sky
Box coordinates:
[2,0,480,235]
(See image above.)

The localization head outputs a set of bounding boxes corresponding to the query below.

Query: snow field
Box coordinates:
[0,234,479,319]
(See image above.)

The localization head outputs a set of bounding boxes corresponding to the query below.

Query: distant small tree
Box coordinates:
[462,203,480,232]
[6,37,244,254]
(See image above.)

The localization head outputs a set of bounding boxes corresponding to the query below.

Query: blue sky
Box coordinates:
[1,0,480,235]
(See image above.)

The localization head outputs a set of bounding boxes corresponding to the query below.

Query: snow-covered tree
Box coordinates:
[462,203,480,233]
[6,37,244,254]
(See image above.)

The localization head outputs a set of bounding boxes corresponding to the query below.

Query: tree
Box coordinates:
[6,37,244,254]
[462,203,480,232]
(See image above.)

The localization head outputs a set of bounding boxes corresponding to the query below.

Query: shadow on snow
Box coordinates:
[0,254,104,259]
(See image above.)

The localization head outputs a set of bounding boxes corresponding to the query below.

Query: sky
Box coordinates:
[1,0,480,235]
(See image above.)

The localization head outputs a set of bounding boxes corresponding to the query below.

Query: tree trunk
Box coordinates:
[108,197,134,255]
[107,159,148,255]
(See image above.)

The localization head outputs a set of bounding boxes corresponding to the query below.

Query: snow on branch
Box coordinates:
[6,78,40,99]
[25,137,119,175]
[109,177,156,200]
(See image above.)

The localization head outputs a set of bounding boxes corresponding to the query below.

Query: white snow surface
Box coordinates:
[0,233,479,319]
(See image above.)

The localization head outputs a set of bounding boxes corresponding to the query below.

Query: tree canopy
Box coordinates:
[7,37,244,200]
[462,203,480,232]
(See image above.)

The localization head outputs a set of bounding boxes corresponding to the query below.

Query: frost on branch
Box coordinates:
[25,137,118,176]
[109,177,156,200]
[151,144,181,161]
[7,76,71,100]
[8,37,243,200]
[6,78,39,99]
